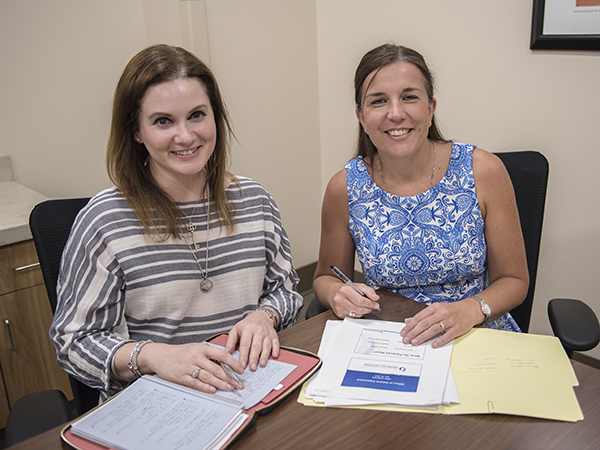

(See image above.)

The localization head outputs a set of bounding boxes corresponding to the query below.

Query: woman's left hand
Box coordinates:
[400,299,483,348]
[225,309,279,371]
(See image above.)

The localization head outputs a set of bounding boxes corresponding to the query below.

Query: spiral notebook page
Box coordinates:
[214,350,296,408]
[70,375,247,450]
[204,342,297,409]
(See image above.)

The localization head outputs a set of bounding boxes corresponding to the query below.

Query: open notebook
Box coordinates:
[62,333,321,450]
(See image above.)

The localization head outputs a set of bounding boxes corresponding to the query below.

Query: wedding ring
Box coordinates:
[349,311,356,318]
[439,322,446,334]
[191,368,201,379]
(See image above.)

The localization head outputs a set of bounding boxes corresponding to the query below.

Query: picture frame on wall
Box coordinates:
[530,0,600,50]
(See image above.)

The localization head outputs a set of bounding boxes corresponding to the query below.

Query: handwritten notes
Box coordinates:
[71,376,247,450]
[456,348,543,372]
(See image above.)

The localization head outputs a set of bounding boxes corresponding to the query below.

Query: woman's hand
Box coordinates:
[330,283,380,319]
[225,308,280,371]
[400,298,483,348]
[134,342,245,394]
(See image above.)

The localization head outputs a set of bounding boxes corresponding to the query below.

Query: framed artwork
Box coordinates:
[530,0,600,50]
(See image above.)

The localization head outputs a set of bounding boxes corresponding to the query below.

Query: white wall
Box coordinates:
[1,0,599,359]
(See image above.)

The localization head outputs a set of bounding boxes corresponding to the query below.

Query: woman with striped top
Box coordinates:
[50,44,303,401]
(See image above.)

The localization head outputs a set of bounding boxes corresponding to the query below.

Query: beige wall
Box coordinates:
[0,0,322,268]
[1,0,599,359]
[204,0,322,269]
[0,0,145,198]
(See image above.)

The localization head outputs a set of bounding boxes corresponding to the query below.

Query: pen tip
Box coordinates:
[329,265,334,269]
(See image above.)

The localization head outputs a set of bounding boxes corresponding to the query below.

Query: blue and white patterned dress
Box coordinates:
[346,141,520,332]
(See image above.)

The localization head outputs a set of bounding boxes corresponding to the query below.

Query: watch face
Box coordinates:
[474,296,491,318]
[481,302,491,318]
[483,304,491,316]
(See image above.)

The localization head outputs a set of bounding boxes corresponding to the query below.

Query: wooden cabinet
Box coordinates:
[0,240,72,428]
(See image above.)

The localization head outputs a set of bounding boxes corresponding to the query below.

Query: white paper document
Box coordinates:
[307,319,457,408]
[208,344,297,409]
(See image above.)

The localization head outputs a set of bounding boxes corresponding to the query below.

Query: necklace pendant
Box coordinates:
[200,278,213,294]
[184,195,212,293]
[187,221,200,250]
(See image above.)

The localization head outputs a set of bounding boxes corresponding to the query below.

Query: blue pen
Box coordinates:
[330,265,380,311]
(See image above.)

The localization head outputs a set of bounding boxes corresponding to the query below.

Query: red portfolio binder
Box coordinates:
[61,333,321,450]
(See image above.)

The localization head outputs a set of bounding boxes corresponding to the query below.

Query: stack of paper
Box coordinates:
[305,319,458,409]
[300,320,584,422]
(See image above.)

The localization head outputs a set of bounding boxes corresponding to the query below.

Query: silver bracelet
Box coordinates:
[127,340,152,378]
[111,352,127,382]
[256,307,279,329]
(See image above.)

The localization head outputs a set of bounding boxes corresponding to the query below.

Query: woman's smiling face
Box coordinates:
[136,77,217,193]
[356,61,436,158]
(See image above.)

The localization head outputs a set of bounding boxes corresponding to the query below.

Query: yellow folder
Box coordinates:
[299,327,583,422]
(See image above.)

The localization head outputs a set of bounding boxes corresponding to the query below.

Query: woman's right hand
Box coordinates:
[329,282,380,319]
[313,169,379,318]
[115,341,245,394]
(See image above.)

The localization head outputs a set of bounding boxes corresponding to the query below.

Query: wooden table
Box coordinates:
[12,292,600,450]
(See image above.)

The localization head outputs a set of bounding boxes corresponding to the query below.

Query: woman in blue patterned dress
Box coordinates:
[313,44,528,349]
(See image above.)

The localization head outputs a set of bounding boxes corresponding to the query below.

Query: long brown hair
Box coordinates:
[106,44,235,239]
[353,44,447,161]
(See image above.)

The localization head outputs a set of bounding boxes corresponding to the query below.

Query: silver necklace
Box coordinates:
[378,141,437,193]
[184,197,213,294]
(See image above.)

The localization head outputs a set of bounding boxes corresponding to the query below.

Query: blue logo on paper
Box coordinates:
[341,369,419,392]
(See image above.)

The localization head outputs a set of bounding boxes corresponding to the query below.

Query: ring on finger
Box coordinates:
[191,368,201,379]
[438,322,445,334]
[349,311,356,318]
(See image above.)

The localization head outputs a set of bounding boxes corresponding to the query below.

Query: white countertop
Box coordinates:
[0,155,48,247]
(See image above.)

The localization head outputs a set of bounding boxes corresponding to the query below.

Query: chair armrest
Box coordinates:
[5,389,71,446]
[548,298,600,357]
[305,296,328,320]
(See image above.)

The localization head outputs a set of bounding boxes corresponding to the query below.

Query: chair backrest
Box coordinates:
[29,198,90,312]
[29,197,99,416]
[494,151,549,333]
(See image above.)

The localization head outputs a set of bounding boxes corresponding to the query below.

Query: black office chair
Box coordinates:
[4,198,96,446]
[306,151,599,357]
[484,152,597,354]
[548,298,600,358]
[29,198,99,415]
[495,151,547,332]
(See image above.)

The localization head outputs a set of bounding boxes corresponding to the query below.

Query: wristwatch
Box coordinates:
[472,295,491,324]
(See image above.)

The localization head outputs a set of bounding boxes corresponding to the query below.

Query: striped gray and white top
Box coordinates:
[50,176,303,399]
